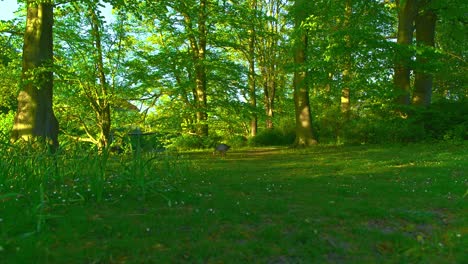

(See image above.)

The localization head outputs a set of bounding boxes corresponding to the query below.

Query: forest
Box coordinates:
[0,0,467,263]
[0,0,465,150]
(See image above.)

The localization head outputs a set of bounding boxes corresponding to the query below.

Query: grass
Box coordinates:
[1,142,467,263]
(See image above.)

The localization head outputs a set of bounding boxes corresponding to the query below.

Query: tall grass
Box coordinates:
[0,142,188,238]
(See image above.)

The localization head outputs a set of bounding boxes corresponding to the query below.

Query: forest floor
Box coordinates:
[1,142,467,263]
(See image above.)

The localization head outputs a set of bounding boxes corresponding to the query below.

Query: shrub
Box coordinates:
[249,128,295,146]
[0,111,14,145]
[169,134,205,150]
[227,135,248,148]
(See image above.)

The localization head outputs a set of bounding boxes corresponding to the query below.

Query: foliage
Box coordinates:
[0,0,466,149]
[0,111,14,143]
[249,127,295,146]
[0,20,21,114]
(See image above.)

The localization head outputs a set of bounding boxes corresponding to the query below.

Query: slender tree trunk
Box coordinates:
[341,0,352,119]
[260,0,280,130]
[12,0,59,149]
[293,0,317,146]
[248,0,258,137]
[264,78,275,130]
[393,0,417,105]
[89,6,111,151]
[413,8,436,106]
[265,104,274,129]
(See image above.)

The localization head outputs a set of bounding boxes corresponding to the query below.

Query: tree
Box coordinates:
[393,0,417,105]
[412,2,436,106]
[181,0,209,136]
[11,0,59,149]
[340,0,352,118]
[53,1,139,151]
[292,0,317,146]
[393,0,439,107]
[257,0,287,130]
[248,0,258,136]
[87,2,112,150]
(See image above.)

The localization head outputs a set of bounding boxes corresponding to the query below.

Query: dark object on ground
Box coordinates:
[213,144,230,157]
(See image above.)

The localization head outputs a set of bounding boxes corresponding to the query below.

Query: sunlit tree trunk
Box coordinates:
[393,0,417,105]
[183,0,208,137]
[293,0,317,146]
[11,0,59,149]
[341,0,352,119]
[248,0,258,137]
[88,6,111,151]
[265,97,274,130]
[413,8,436,106]
[262,69,275,130]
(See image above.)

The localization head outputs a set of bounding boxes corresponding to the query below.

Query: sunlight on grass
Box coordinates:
[1,142,467,263]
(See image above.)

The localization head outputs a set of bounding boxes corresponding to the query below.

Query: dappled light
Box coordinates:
[1,136,467,262]
[0,0,466,262]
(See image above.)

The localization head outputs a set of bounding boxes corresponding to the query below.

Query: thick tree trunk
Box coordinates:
[293,0,317,146]
[183,0,208,137]
[413,8,436,106]
[293,33,317,146]
[12,1,59,149]
[393,0,417,105]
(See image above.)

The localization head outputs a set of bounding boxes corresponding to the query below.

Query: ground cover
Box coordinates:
[1,142,467,263]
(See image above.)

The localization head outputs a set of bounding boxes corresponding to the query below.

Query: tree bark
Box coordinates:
[183,0,208,137]
[293,0,317,146]
[393,0,417,105]
[336,0,354,144]
[262,70,275,130]
[248,0,258,137]
[89,5,111,151]
[259,0,281,130]
[12,1,59,149]
[413,7,436,106]
[341,0,352,119]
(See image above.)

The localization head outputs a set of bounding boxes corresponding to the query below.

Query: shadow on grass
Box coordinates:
[1,142,466,263]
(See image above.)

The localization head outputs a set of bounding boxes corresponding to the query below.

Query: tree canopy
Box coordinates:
[0,0,466,150]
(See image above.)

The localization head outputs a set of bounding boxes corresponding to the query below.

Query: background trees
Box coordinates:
[0,0,466,150]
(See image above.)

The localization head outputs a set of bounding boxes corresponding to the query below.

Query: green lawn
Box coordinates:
[1,142,467,263]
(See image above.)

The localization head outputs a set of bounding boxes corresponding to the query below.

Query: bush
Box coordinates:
[167,134,204,150]
[340,100,468,144]
[420,100,468,141]
[227,135,248,148]
[0,111,14,145]
[249,128,295,146]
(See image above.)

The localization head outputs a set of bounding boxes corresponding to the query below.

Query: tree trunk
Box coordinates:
[341,0,352,119]
[293,0,317,146]
[89,6,111,151]
[263,72,275,130]
[413,8,436,106]
[248,0,258,137]
[258,0,282,131]
[393,0,417,105]
[183,0,208,137]
[12,1,59,149]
